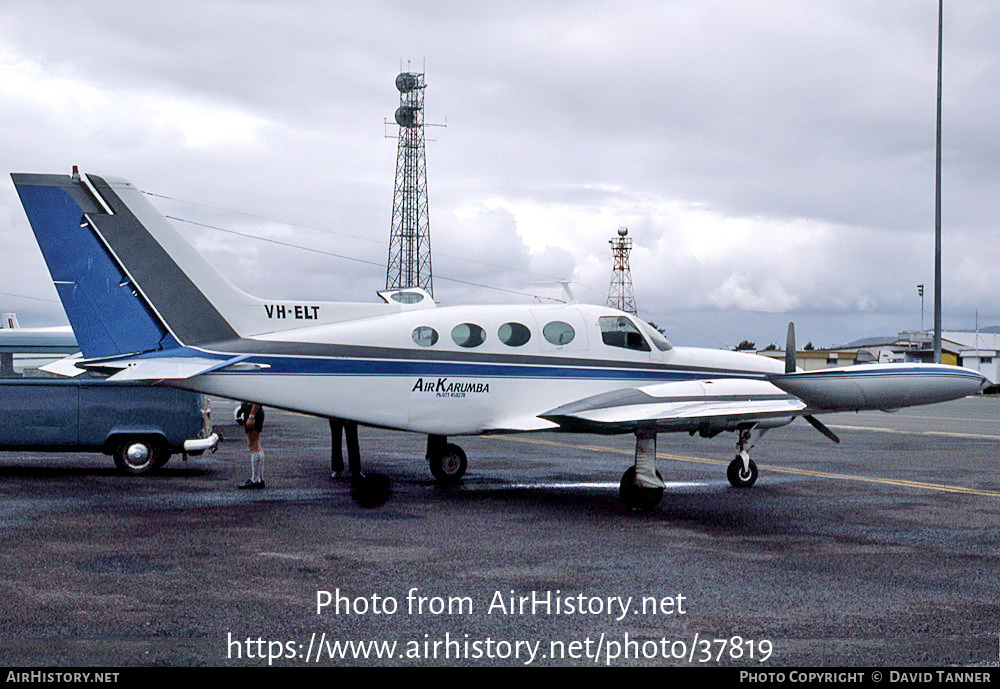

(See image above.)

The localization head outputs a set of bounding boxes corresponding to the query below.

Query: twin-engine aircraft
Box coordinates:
[12,170,987,509]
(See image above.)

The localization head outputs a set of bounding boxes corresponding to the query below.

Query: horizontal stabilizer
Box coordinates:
[38,354,86,378]
[96,354,252,381]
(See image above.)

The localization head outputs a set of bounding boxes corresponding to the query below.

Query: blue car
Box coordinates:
[0,328,217,474]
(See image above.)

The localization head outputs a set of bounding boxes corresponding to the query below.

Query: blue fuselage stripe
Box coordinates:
[213,356,757,381]
[778,368,982,381]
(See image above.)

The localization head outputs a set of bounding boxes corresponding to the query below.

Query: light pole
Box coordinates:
[933,0,943,363]
[917,284,925,331]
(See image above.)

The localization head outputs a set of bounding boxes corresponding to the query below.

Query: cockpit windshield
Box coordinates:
[639,320,673,351]
[599,316,651,352]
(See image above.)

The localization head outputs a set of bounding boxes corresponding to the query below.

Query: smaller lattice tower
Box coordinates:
[606,226,637,315]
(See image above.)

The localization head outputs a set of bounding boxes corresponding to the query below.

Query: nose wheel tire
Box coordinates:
[429,443,467,484]
[619,467,665,512]
[727,456,758,488]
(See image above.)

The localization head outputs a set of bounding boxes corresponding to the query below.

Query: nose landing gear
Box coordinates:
[727,427,758,488]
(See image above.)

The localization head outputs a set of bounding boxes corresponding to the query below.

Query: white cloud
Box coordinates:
[0,1,997,346]
[0,50,267,152]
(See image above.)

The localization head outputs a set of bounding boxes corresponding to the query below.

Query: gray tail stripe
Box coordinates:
[87,175,239,346]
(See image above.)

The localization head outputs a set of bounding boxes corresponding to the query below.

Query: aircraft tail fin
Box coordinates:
[2,313,19,329]
[13,172,188,358]
[13,170,402,359]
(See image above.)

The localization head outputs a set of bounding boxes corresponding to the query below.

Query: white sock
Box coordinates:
[251,451,264,482]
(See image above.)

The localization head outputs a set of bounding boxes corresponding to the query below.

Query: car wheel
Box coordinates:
[113,438,166,475]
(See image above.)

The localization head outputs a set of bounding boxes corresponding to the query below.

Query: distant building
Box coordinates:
[897,330,999,387]
[755,329,999,392]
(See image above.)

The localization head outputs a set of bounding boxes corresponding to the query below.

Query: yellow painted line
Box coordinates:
[873,411,1000,425]
[827,424,1000,441]
[485,435,1000,499]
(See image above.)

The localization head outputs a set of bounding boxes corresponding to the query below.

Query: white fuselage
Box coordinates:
[178,303,785,435]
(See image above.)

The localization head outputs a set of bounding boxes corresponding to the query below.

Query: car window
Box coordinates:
[498,322,531,347]
[599,316,651,351]
[542,321,575,346]
[451,323,486,348]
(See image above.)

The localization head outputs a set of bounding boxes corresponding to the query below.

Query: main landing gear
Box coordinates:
[422,426,762,507]
[620,426,763,511]
[619,430,666,512]
[726,426,758,488]
[427,434,467,485]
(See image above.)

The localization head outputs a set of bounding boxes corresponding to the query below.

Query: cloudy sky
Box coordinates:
[1,1,997,348]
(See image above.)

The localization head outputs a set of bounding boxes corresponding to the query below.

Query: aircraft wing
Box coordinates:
[540,378,806,434]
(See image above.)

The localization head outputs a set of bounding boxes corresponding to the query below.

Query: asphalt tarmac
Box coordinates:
[0,397,998,667]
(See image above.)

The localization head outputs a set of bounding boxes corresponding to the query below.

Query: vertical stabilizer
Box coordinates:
[13,171,413,359]
[13,173,180,358]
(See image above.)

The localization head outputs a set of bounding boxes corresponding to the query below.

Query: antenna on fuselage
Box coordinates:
[558,280,577,304]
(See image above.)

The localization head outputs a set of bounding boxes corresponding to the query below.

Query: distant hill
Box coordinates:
[955,325,1000,334]
[842,336,897,348]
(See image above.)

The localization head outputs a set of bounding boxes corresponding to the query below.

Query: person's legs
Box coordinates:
[345,422,362,477]
[330,418,345,477]
[240,429,264,488]
[249,430,263,481]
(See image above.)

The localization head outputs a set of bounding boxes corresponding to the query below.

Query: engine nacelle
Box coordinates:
[768,363,986,412]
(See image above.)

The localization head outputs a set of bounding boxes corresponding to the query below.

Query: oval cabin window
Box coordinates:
[392,292,424,304]
[498,322,531,347]
[411,326,438,347]
[542,321,575,346]
[451,323,486,348]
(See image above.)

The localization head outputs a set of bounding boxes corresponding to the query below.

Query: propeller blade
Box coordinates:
[785,322,797,373]
[804,414,840,444]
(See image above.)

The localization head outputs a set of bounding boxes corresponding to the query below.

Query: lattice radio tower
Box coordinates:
[386,70,433,296]
[607,227,637,314]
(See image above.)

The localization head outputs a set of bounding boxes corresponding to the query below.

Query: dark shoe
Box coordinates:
[238,479,265,490]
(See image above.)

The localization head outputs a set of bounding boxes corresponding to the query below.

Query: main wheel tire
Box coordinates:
[727,456,758,488]
[113,438,167,475]
[619,466,665,512]
[429,443,467,484]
